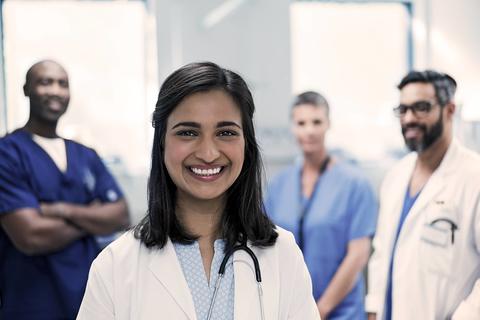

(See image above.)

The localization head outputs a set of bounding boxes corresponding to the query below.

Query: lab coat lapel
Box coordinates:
[233,246,276,320]
[401,141,459,228]
[405,174,445,222]
[387,155,416,238]
[148,239,197,320]
[233,248,258,319]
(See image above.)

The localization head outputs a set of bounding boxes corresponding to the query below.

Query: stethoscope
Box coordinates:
[207,243,265,320]
[430,217,458,244]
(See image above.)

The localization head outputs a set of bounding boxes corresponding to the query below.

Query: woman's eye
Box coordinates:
[313,119,323,125]
[296,121,305,126]
[218,130,238,137]
[176,130,197,137]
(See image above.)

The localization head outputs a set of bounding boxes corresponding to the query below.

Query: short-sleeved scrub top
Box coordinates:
[265,161,377,320]
[0,129,124,320]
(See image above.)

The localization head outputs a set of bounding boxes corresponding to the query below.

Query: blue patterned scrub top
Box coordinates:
[174,240,234,320]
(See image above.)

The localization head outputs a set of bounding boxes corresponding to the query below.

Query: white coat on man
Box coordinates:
[366,140,480,319]
[77,227,320,320]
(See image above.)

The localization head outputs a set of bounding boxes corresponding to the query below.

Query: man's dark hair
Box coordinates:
[134,61,278,251]
[398,70,457,107]
[292,91,330,117]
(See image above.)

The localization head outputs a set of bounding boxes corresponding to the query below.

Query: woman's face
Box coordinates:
[164,90,245,204]
[291,103,330,155]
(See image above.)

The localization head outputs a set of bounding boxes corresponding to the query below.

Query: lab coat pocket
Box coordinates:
[420,223,454,278]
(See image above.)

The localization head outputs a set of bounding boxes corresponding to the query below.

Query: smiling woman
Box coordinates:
[77,62,321,320]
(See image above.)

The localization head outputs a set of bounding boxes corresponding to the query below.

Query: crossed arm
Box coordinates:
[41,199,129,236]
[0,199,129,256]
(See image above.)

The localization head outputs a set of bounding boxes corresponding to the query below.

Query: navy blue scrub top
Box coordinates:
[0,129,123,320]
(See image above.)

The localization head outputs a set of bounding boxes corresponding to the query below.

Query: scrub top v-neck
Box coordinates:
[32,134,68,173]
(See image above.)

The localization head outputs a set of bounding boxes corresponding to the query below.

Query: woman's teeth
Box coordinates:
[190,167,222,176]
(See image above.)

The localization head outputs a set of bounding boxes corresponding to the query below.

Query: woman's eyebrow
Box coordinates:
[171,121,200,129]
[171,121,242,130]
[217,121,242,129]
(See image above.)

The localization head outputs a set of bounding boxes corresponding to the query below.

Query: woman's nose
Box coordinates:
[304,123,316,134]
[195,137,221,163]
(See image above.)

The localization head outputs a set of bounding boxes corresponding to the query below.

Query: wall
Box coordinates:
[412,0,480,152]
[155,0,292,126]
[413,0,480,120]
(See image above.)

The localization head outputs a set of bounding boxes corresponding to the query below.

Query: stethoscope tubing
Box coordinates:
[207,243,265,320]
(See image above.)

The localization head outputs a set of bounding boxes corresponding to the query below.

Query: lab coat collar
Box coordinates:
[431,138,460,176]
[148,239,197,320]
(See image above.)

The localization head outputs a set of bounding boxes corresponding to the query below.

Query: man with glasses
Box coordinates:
[366,70,480,320]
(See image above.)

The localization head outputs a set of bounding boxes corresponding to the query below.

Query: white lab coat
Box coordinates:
[366,140,480,320]
[77,227,320,320]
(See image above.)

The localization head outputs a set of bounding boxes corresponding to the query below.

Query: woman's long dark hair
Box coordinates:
[134,62,277,251]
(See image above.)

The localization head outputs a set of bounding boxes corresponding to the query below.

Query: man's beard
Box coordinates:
[402,112,443,153]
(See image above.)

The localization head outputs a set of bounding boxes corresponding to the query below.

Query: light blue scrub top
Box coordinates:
[265,162,377,320]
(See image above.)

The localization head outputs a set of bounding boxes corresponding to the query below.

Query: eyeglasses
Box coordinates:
[393,101,439,118]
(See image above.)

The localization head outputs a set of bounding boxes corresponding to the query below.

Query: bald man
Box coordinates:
[0,60,130,319]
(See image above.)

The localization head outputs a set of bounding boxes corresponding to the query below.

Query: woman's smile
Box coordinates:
[187,165,225,181]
